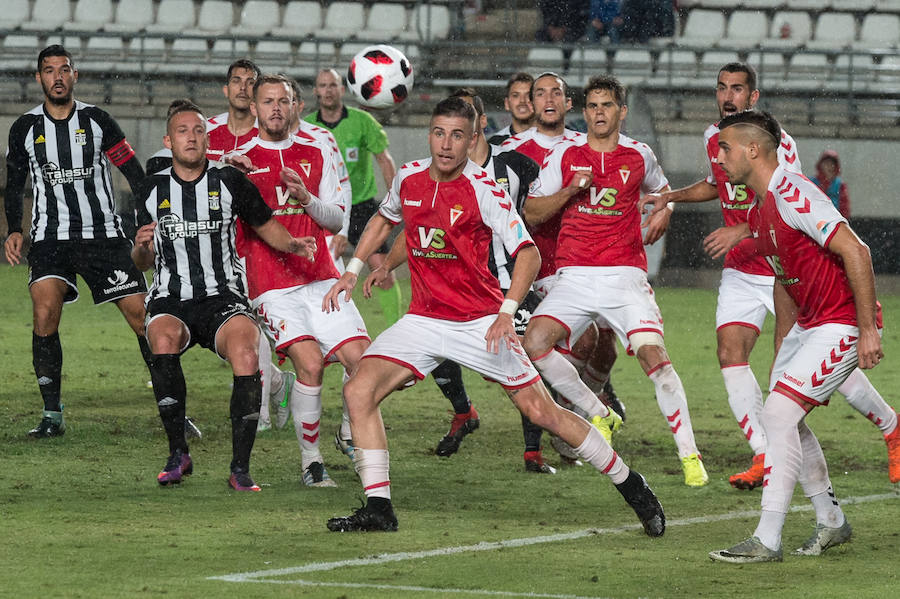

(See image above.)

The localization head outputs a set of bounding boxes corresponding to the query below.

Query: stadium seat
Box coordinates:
[127,36,167,61]
[526,46,565,70]
[85,35,126,61]
[230,0,281,37]
[741,0,783,9]
[876,0,900,13]
[747,50,787,82]
[64,0,114,33]
[786,0,833,9]
[830,53,875,91]
[763,11,813,49]
[700,50,740,81]
[145,0,197,35]
[677,9,727,49]
[691,0,732,9]
[806,13,857,51]
[319,2,367,40]
[852,14,900,50]
[365,3,410,41]
[720,10,769,50]
[255,40,294,64]
[835,0,877,10]
[581,47,609,70]
[610,48,654,85]
[104,0,155,33]
[783,51,828,92]
[170,38,209,61]
[183,1,235,37]
[0,0,30,32]
[399,4,452,41]
[20,0,71,32]
[271,1,322,39]
[338,42,372,61]
[212,38,251,61]
[294,41,337,77]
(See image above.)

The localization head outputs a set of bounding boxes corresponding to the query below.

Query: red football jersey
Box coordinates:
[379,159,534,321]
[237,136,344,299]
[705,122,801,275]
[748,165,881,329]
[206,112,258,161]
[501,127,584,280]
[531,134,668,272]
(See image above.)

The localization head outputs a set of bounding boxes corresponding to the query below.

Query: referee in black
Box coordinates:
[4,45,151,438]
[132,100,315,490]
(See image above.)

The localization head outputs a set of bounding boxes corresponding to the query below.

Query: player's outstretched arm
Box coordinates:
[641,184,674,245]
[252,218,317,261]
[364,232,407,298]
[132,223,157,271]
[703,222,751,259]
[828,225,883,369]
[323,212,395,313]
[485,245,540,354]
[639,180,716,216]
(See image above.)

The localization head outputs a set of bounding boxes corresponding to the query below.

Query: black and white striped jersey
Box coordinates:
[482,146,540,289]
[5,101,144,242]
[136,163,271,302]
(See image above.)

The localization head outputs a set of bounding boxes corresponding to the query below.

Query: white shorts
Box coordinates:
[363,313,541,389]
[769,322,866,407]
[532,266,663,355]
[533,274,558,300]
[716,268,774,333]
[253,280,370,362]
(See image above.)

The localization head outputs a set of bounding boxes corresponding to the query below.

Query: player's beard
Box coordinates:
[261,117,289,140]
[42,81,72,106]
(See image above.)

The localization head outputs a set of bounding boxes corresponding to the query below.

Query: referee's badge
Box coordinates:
[74,129,87,146]
[208,191,220,211]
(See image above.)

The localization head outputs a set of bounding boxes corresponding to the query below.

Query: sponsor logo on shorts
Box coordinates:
[507,372,529,383]
[159,214,220,239]
[107,270,129,286]
[781,373,805,388]
[41,162,94,186]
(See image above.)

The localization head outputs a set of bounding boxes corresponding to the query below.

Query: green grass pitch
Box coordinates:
[1,264,898,598]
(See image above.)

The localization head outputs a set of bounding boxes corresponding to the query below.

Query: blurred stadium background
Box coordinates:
[1,0,898,281]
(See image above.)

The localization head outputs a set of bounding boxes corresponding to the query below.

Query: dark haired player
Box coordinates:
[5,45,150,438]
[487,72,535,145]
[322,97,665,535]
[132,101,315,491]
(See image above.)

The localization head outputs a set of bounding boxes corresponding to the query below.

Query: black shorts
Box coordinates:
[509,290,542,336]
[146,292,255,357]
[28,238,148,305]
[348,198,390,253]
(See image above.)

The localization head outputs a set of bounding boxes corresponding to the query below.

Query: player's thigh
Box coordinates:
[715,268,773,333]
[345,354,418,409]
[443,315,540,389]
[769,323,861,408]
[333,337,371,374]
[114,292,148,335]
[145,302,191,354]
[284,339,326,384]
[28,276,69,333]
[215,313,261,376]
[362,314,443,381]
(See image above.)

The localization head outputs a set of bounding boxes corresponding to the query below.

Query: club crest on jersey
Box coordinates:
[619,165,630,185]
[496,177,510,194]
[449,205,464,226]
[769,226,778,248]
[73,129,87,146]
[298,160,311,177]
[207,190,220,211]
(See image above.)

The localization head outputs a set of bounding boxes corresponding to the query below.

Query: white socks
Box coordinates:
[291,380,323,469]
[575,426,629,484]
[649,363,698,458]
[721,363,767,455]
[355,447,391,499]
[838,368,898,435]
[533,350,608,419]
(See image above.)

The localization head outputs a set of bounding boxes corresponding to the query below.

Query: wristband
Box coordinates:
[346,257,365,275]
[499,298,519,316]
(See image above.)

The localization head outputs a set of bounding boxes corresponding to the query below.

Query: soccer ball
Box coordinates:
[346,45,414,109]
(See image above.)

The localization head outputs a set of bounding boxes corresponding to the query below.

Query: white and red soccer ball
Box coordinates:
[347,44,414,109]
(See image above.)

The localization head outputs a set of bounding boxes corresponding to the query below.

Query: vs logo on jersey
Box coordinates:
[589,187,618,207]
[725,182,749,204]
[417,226,446,249]
[274,186,301,206]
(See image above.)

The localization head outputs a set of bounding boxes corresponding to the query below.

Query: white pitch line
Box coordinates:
[209,490,898,588]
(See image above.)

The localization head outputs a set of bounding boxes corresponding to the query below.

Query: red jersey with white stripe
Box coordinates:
[237,136,343,298]
[705,122,801,275]
[296,120,352,232]
[501,127,584,279]
[748,165,881,329]
[206,111,258,161]
[379,158,534,321]
[531,134,668,271]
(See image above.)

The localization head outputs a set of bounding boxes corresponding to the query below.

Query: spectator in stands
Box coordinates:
[620,0,675,43]
[587,0,623,44]
[536,0,590,73]
[811,150,850,218]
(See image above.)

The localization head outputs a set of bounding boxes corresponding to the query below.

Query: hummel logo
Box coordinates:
[107,270,129,286]
[570,165,591,171]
